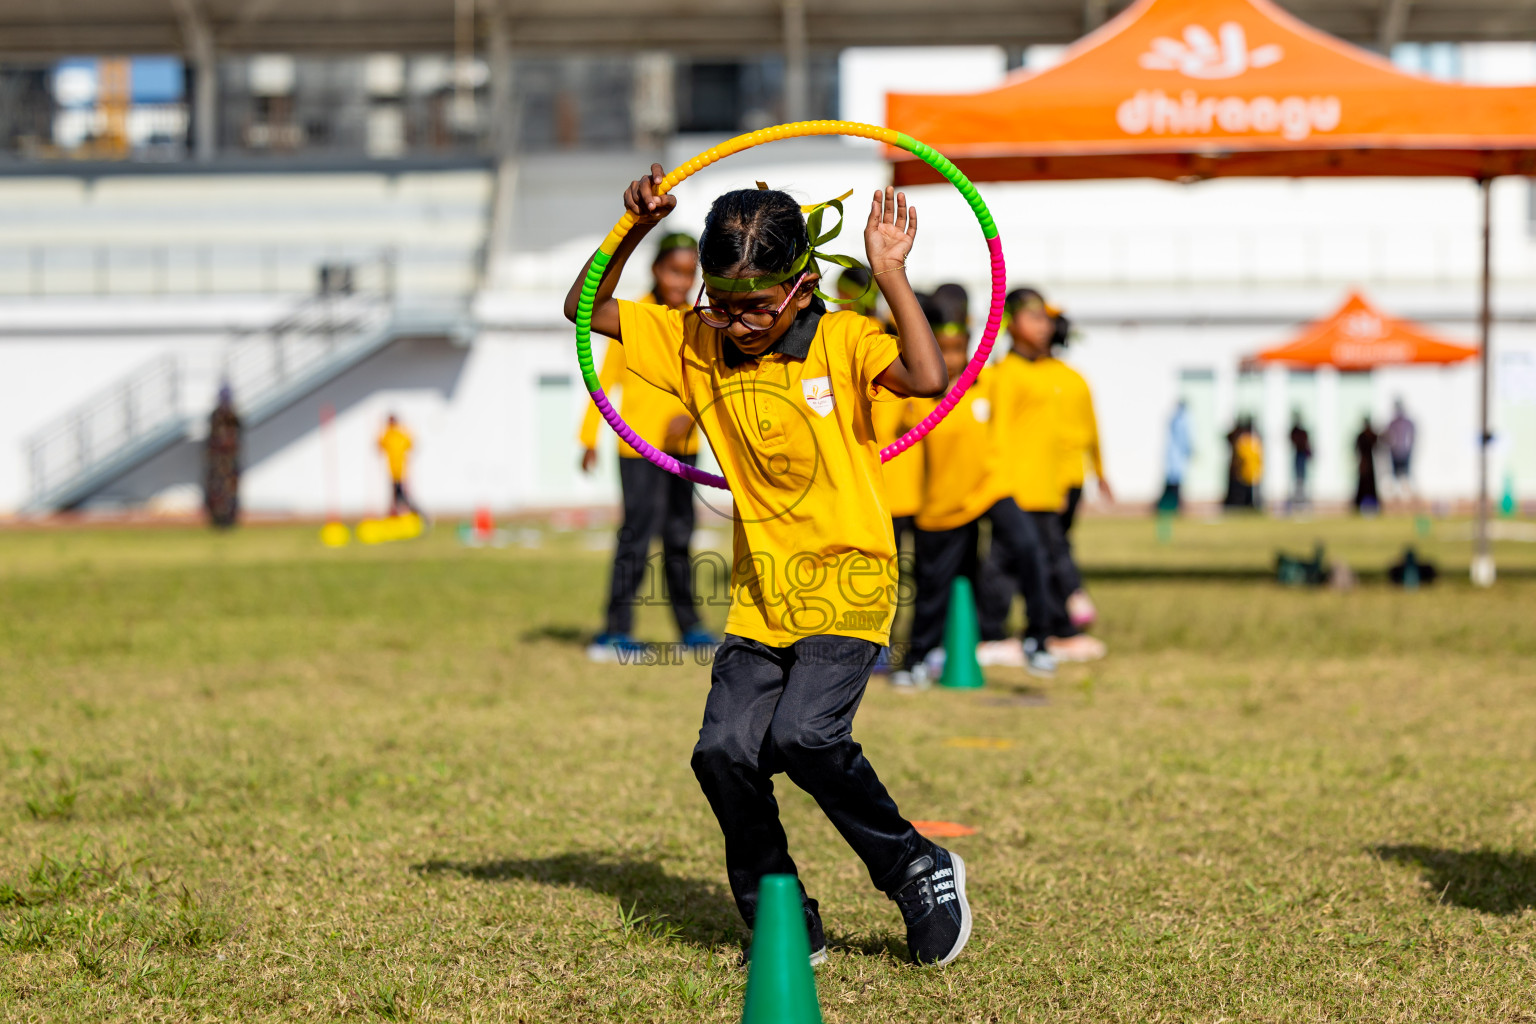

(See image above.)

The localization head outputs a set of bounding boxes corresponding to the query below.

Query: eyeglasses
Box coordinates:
[693,273,807,332]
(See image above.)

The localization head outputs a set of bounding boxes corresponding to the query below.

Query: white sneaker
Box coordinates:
[922,648,947,678]
[890,670,917,690]
[909,665,934,690]
[1046,634,1107,663]
[976,638,1025,668]
[1022,638,1057,678]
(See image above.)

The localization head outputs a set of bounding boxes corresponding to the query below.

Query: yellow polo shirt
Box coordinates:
[992,352,1067,513]
[378,426,412,483]
[617,299,902,646]
[578,293,699,458]
[911,369,1011,532]
[872,397,923,519]
[1048,360,1104,491]
[1237,433,1263,485]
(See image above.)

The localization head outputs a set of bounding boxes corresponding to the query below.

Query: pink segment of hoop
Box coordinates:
[880,235,1007,461]
[588,387,729,488]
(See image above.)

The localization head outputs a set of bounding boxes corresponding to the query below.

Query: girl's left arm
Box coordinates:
[866,187,946,398]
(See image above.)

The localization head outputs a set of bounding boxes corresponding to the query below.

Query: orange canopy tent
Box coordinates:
[887,0,1536,185]
[887,0,1531,580]
[1252,291,1479,369]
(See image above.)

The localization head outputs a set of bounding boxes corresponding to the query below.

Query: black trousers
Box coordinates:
[888,515,917,656]
[605,455,701,636]
[691,634,924,925]
[389,481,421,517]
[1030,509,1084,599]
[912,498,1064,663]
[1060,485,1083,536]
[892,515,915,566]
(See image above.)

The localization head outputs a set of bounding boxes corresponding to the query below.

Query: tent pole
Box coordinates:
[1472,177,1495,587]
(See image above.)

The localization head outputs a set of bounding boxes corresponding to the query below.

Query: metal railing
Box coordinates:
[0,243,467,298]
[220,292,393,422]
[22,254,413,511]
[25,355,184,507]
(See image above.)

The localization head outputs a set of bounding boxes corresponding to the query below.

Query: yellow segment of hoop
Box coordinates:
[596,121,902,257]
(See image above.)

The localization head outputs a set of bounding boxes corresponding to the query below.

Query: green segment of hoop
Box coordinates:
[576,249,612,394]
[895,132,998,240]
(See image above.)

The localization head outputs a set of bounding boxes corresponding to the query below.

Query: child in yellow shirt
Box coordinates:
[904,293,1065,681]
[578,233,714,657]
[1050,333,1112,628]
[563,165,971,967]
[376,414,421,518]
[987,288,1105,663]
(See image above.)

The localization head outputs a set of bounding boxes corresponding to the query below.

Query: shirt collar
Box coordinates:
[719,296,826,368]
[1008,347,1048,364]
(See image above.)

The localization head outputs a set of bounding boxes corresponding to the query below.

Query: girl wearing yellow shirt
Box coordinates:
[377,415,421,517]
[578,233,714,657]
[563,165,972,967]
[984,289,1106,663]
[903,304,1066,681]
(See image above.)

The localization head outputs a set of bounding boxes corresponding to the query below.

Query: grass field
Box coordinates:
[3,514,1536,1023]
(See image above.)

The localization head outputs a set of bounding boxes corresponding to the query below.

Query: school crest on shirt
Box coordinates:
[801,376,835,418]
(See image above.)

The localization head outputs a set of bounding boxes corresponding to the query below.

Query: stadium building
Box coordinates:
[2,1,1535,517]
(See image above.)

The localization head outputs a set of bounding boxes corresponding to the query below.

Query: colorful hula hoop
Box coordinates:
[575,120,1005,490]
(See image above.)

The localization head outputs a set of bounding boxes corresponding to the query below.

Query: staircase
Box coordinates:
[24,355,190,514]
[23,267,470,513]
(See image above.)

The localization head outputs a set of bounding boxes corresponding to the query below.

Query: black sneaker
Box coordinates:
[743,896,828,968]
[888,844,971,966]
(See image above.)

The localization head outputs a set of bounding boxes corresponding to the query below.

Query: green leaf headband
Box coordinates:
[701,186,874,306]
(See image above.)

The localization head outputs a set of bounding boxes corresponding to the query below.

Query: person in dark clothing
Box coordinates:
[1223,416,1259,509]
[204,386,241,529]
[1384,399,1416,502]
[1289,414,1312,511]
[1354,418,1381,513]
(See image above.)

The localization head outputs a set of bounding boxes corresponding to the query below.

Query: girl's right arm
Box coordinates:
[562,163,676,341]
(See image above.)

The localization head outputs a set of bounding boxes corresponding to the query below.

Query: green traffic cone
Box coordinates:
[939,576,984,689]
[741,875,822,1024]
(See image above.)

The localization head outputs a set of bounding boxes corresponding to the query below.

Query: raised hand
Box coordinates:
[624,163,675,225]
[864,186,917,276]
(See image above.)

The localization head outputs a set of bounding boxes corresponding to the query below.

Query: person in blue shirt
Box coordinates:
[1160,399,1193,513]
